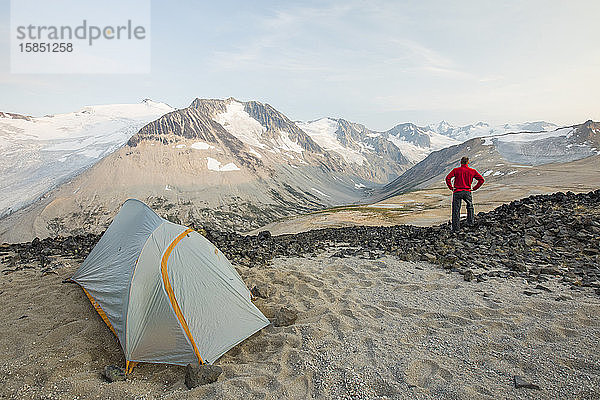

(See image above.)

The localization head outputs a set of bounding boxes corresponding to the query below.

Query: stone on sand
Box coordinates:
[103,365,126,382]
[184,364,222,389]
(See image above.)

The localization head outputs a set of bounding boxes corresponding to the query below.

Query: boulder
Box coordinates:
[513,375,540,390]
[251,283,272,299]
[184,363,223,389]
[273,306,298,327]
[102,365,126,382]
[463,270,474,282]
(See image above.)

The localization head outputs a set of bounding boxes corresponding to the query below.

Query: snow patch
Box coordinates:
[191,141,215,150]
[495,127,574,143]
[0,100,173,217]
[483,170,493,177]
[310,187,330,198]
[206,157,240,172]
[297,118,365,165]
[248,147,262,158]
[387,131,458,163]
[175,144,186,149]
[386,136,428,163]
[272,131,304,154]
[214,101,267,148]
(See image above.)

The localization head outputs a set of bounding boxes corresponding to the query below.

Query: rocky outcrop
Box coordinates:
[573,120,600,148]
[209,190,600,294]
[0,112,31,120]
[128,108,242,149]
[384,123,431,147]
[4,190,599,295]
[244,101,325,154]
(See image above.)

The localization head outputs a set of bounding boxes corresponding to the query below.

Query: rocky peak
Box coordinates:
[385,123,431,148]
[127,107,243,152]
[436,120,452,133]
[573,120,600,147]
[335,119,373,146]
[0,111,31,120]
[189,98,228,118]
[243,100,324,153]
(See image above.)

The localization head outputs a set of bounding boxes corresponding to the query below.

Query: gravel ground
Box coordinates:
[1,252,599,399]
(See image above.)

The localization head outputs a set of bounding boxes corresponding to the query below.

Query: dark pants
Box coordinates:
[452,190,474,231]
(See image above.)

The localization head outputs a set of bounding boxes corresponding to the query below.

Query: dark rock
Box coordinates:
[540,266,559,275]
[184,363,222,389]
[41,268,58,276]
[273,306,297,327]
[513,375,540,390]
[257,230,272,241]
[423,253,436,262]
[535,284,552,292]
[463,270,474,282]
[251,283,272,299]
[103,365,126,382]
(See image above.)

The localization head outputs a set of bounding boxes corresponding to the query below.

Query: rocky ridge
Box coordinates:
[0,111,31,120]
[2,190,599,295]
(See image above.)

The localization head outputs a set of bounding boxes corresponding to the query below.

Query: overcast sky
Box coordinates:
[1,0,599,130]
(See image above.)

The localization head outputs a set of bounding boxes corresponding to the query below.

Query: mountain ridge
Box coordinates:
[1,96,595,243]
[371,120,600,201]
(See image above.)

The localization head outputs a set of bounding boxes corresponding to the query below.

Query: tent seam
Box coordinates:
[79,286,118,338]
[161,227,205,365]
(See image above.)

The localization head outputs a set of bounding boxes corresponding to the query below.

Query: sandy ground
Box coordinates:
[1,251,599,399]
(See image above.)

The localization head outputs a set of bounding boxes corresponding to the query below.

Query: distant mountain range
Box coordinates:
[428,120,559,142]
[371,120,600,201]
[0,96,596,242]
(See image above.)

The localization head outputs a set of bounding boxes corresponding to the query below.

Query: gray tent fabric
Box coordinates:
[72,199,270,366]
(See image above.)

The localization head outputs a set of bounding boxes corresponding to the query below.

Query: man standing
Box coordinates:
[445,157,485,232]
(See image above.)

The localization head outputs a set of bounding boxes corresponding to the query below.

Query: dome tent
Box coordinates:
[71,199,269,372]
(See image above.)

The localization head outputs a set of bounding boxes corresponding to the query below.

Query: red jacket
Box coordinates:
[446,164,484,192]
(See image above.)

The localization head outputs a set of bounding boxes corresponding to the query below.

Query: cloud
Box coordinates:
[209,2,474,84]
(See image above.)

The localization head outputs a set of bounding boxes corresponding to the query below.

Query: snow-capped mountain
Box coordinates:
[0,97,465,241]
[0,99,174,217]
[372,120,600,200]
[480,121,600,165]
[1,94,597,243]
[429,120,559,142]
[297,118,459,165]
[2,98,398,241]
